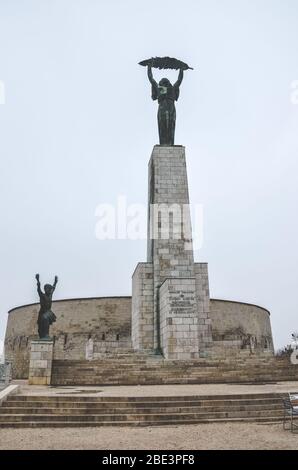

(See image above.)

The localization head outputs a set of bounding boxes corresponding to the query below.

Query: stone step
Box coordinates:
[51,361,294,367]
[51,366,298,372]
[0,404,283,415]
[3,401,281,409]
[8,392,283,401]
[51,367,295,372]
[0,393,289,427]
[51,369,297,377]
[50,376,297,383]
[49,381,296,387]
[51,368,263,372]
[51,361,289,369]
[51,376,298,386]
[3,398,281,408]
[5,398,283,405]
[51,371,296,376]
[51,359,296,367]
[51,353,290,367]
[51,363,294,369]
[0,410,284,423]
[0,416,285,428]
[50,376,296,382]
[52,363,285,370]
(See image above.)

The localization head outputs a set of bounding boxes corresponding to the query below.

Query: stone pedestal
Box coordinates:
[131,262,154,351]
[148,146,196,354]
[132,145,213,359]
[28,340,53,385]
[160,278,200,360]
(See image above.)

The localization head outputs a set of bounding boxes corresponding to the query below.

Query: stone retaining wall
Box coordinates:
[4,296,273,378]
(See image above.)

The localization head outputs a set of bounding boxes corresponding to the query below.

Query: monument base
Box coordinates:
[160,278,200,360]
[131,146,214,358]
[28,340,53,385]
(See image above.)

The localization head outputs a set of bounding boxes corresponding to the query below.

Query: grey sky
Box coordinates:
[0,0,297,353]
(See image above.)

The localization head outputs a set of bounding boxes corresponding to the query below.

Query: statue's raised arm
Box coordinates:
[53,275,58,291]
[147,65,158,101]
[174,69,184,89]
[35,273,42,297]
[147,64,157,86]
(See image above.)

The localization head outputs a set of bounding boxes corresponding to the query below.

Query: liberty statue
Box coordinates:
[139,57,193,145]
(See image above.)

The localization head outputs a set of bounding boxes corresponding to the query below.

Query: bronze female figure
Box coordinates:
[147,65,184,145]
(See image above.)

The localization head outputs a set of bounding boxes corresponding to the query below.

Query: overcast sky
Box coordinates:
[0,0,298,354]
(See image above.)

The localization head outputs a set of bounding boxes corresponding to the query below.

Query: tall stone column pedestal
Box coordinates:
[28,340,53,385]
[132,145,213,359]
[147,146,195,352]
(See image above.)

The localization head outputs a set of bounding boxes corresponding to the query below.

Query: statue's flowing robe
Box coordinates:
[151,82,180,145]
[37,292,57,338]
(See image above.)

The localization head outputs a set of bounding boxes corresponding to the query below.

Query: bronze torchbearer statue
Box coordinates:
[139,57,193,145]
[35,274,58,340]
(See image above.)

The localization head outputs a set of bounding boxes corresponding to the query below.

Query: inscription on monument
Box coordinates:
[170,291,196,315]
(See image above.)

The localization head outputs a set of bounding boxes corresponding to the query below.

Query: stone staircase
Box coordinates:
[51,354,298,386]
[0,393,289,427]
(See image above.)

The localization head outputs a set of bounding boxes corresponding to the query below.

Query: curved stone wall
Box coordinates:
[4,296,273,378]
[210,299,273,355]
[5,297,131,378]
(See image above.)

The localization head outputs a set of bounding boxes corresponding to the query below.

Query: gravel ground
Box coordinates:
[0,423,297,450]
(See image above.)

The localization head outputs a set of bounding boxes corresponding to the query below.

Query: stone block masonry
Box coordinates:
[147,146,196,353]
[159,278,200,360]
[5,297,132,378]
[194,263,213,352]
[131,263,154,351]
[5,296,273,378]
[28,340,53,385]
[132,145,213,359]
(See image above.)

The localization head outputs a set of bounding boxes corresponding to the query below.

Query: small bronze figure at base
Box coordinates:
[35,273,58,340]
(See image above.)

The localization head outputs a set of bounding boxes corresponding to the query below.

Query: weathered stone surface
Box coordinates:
[132,146,213,358]
[160,278,200,359]
[194,263,213,352]
[50,355,298,386]
[5,296,273,379]
[28,340,53,385]
[210,299,274,355]
[131,263,154,351]
[5,297,131,378]
[0,390,293,427]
